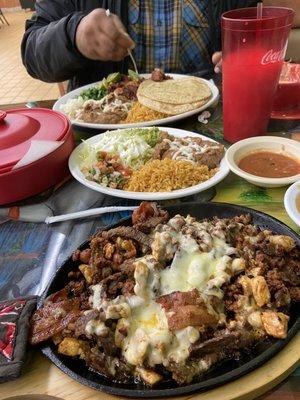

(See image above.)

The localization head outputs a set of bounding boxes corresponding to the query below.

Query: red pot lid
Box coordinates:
[0,108,69,170]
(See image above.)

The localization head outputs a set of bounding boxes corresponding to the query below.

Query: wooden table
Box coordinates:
[0,100,300,400]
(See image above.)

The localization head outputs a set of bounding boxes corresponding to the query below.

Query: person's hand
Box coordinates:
[212,51,222,73]
[75,9,135,61]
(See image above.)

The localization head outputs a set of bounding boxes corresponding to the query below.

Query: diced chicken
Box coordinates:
[79,264,95,284]
[247,311,263,329]
[231,258,246,274]
[115,318,130,348]
[261,311,289,339]
[269,235,296,252]
[58,337,89,357]
[134,261,149,299]
[251,276,271,307]
[135,366,162,386]
[103,243,115,259]
[238,276,253,296]
[106,302,131,319]
[151,231,177,262]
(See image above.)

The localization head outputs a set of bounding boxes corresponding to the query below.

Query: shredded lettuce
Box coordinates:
[80,128,161,171]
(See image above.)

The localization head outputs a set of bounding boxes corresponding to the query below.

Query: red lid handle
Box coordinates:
[0,110,7,122]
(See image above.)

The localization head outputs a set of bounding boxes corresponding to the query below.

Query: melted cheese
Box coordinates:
[160,251,217,294]
[88,215,245,370]
[85,319,108,336]
[122,299,201,367]
[160,237,235,297]
[123,301,170,366]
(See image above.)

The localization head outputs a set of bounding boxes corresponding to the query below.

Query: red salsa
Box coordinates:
[238,151,300,178]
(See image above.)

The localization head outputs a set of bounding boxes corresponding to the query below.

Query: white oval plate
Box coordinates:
[69,127,229,201]
[284,180,300,226]
[53,74,219,130]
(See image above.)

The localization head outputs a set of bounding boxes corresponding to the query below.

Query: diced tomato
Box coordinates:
[121,167,132,177]
[96,161,106,168]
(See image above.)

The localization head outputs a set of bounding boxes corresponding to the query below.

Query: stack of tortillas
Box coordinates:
[137,77,212,115]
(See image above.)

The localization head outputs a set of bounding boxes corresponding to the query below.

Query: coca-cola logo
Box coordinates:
[261,47,286,65]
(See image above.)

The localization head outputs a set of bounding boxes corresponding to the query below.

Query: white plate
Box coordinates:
[53,74,219,130]
[284,180,300,226]
[68,127,229,201]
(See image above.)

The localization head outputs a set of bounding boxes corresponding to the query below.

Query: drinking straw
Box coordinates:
[256,2,263,48]
[106,9,139,75]
[257,2,263,19]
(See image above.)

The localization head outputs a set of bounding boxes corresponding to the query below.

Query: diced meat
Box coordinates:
[97,330,119,356]
[47,288,68,303]
[100,271,135,299]
[158,290,218,330]
[152,140,171,160]
[30,309,80,345]
[108,78,142,100]
[193,145,224,169]
[74,310,99,337]
[190,329,257,357]
[167,355,216,384]
[274,287,291,308]
[132,202,169,232]
[158,289,201,311]
[151,68,171,82]
[266,270,286,293]
[72,248,91,264]
[72,249,91,264]
[290,286,300,301]
[101,227,152,253]
[86,346,132,382]
[167,305,218,330]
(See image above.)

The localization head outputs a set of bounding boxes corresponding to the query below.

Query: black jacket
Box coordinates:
[21,0,256,90]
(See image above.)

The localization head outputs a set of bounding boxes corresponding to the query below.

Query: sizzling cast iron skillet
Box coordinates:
[39,202,300,397]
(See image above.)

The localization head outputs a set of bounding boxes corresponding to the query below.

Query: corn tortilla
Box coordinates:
[137,77,211,105]
[137,93,208,115]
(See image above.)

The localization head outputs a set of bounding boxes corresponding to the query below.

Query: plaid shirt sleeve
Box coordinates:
[128,0,214,76]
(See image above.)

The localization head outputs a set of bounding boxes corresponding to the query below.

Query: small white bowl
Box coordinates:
[225,136,300,188]
[284,180,300,226]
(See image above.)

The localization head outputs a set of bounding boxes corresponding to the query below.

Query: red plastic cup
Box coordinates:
[222,7,294,143]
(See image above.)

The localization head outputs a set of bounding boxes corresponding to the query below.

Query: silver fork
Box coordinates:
[105,9,139,75]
